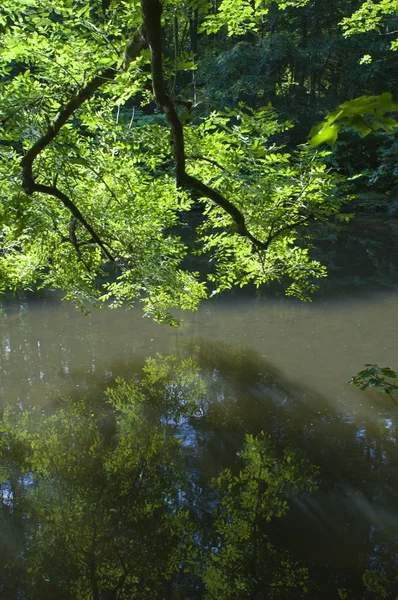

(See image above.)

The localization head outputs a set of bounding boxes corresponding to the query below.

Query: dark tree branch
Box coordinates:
[107,546,129,599]
[187,154,230,173]
[18,30,147,265]
[141,0,268,251]
[271,215,313,240]
[88,551,100,600]
[184,174,268,249]
[19,65,119,262]
[141,0,186,185]
[34,182,115,262]
[69,216,79,256]
[21,66,117,184]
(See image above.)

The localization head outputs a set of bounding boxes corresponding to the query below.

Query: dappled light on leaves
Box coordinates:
[0,0,372,319]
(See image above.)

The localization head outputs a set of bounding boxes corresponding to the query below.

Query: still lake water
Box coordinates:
[1,218,398,598]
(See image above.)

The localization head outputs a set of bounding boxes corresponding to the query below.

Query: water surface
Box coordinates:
[1,218,398,598]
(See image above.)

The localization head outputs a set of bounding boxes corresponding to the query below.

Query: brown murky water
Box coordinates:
[1,289,397,412]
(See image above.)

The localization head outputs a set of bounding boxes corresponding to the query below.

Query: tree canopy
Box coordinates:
[0,0,397,319]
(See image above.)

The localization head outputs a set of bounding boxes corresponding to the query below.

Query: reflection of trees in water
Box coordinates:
[0,350,398,598]
[0,355,317,599]
[309,217,398,293]
[191,344,398,599]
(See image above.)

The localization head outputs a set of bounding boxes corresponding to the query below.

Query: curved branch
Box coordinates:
[34,182,115,262]
[271,216,313,240]
[21,65,117,186]
[19,65,119,262]
[19,31,143,263]
[19,36,144,262]
[187,154,231,173]
[184,174,267,249]
[141,0,268,250]
[141,0,186,184]
[69,216,79,255]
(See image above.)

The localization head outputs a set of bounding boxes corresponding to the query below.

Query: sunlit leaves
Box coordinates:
[202,432,317,598]
[185,107,343,298]
[349,364,398,402]
[0,0,350,315]
[340,0,398,38]
[362,569,390,599]
[340,0,398,59]
[309,93,398,146]
[200,0,309,36]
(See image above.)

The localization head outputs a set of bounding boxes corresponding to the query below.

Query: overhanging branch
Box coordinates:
[19,65,118,262]
[21,66,117,190]
[184,174,268,249]
[141,0,268,251]
[35,183,115,262]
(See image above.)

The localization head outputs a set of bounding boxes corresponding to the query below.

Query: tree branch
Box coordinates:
[141,0,186,184]
[187,154,231,173]
[34,182,115,262]
[270,216,313,241]
[141,0,268,251]
[184,174,268,249]
[19,65,119,262]
[21,65,117,186]
[18,29,148,264]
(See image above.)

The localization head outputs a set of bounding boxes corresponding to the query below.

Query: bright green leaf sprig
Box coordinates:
[349,364,398,406]
[340,0,398,37]
[309,93,398,146]
[200,0,309,36]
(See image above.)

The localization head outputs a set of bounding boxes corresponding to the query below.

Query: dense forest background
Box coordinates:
[160,0,398,211]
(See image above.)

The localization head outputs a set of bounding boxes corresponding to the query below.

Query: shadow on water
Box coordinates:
[189,343,398,594]
[1,337,398,598]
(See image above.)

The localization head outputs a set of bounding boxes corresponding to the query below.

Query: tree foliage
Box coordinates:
[0,0,358,319]
[350,363,398,406]
[309,92,398,146]
[0,0,397,317]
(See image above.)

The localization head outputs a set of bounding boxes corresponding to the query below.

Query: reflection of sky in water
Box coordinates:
[0,483,13,507]
[1,473,35,509]
[178,424,199,452]
[356,427,366,439]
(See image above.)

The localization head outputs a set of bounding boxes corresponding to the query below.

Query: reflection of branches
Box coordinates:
[110,546,129,599]
[42,440,88,562]
[250,468,263,588]
[88,549,100,600]
[249,581,304,599]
